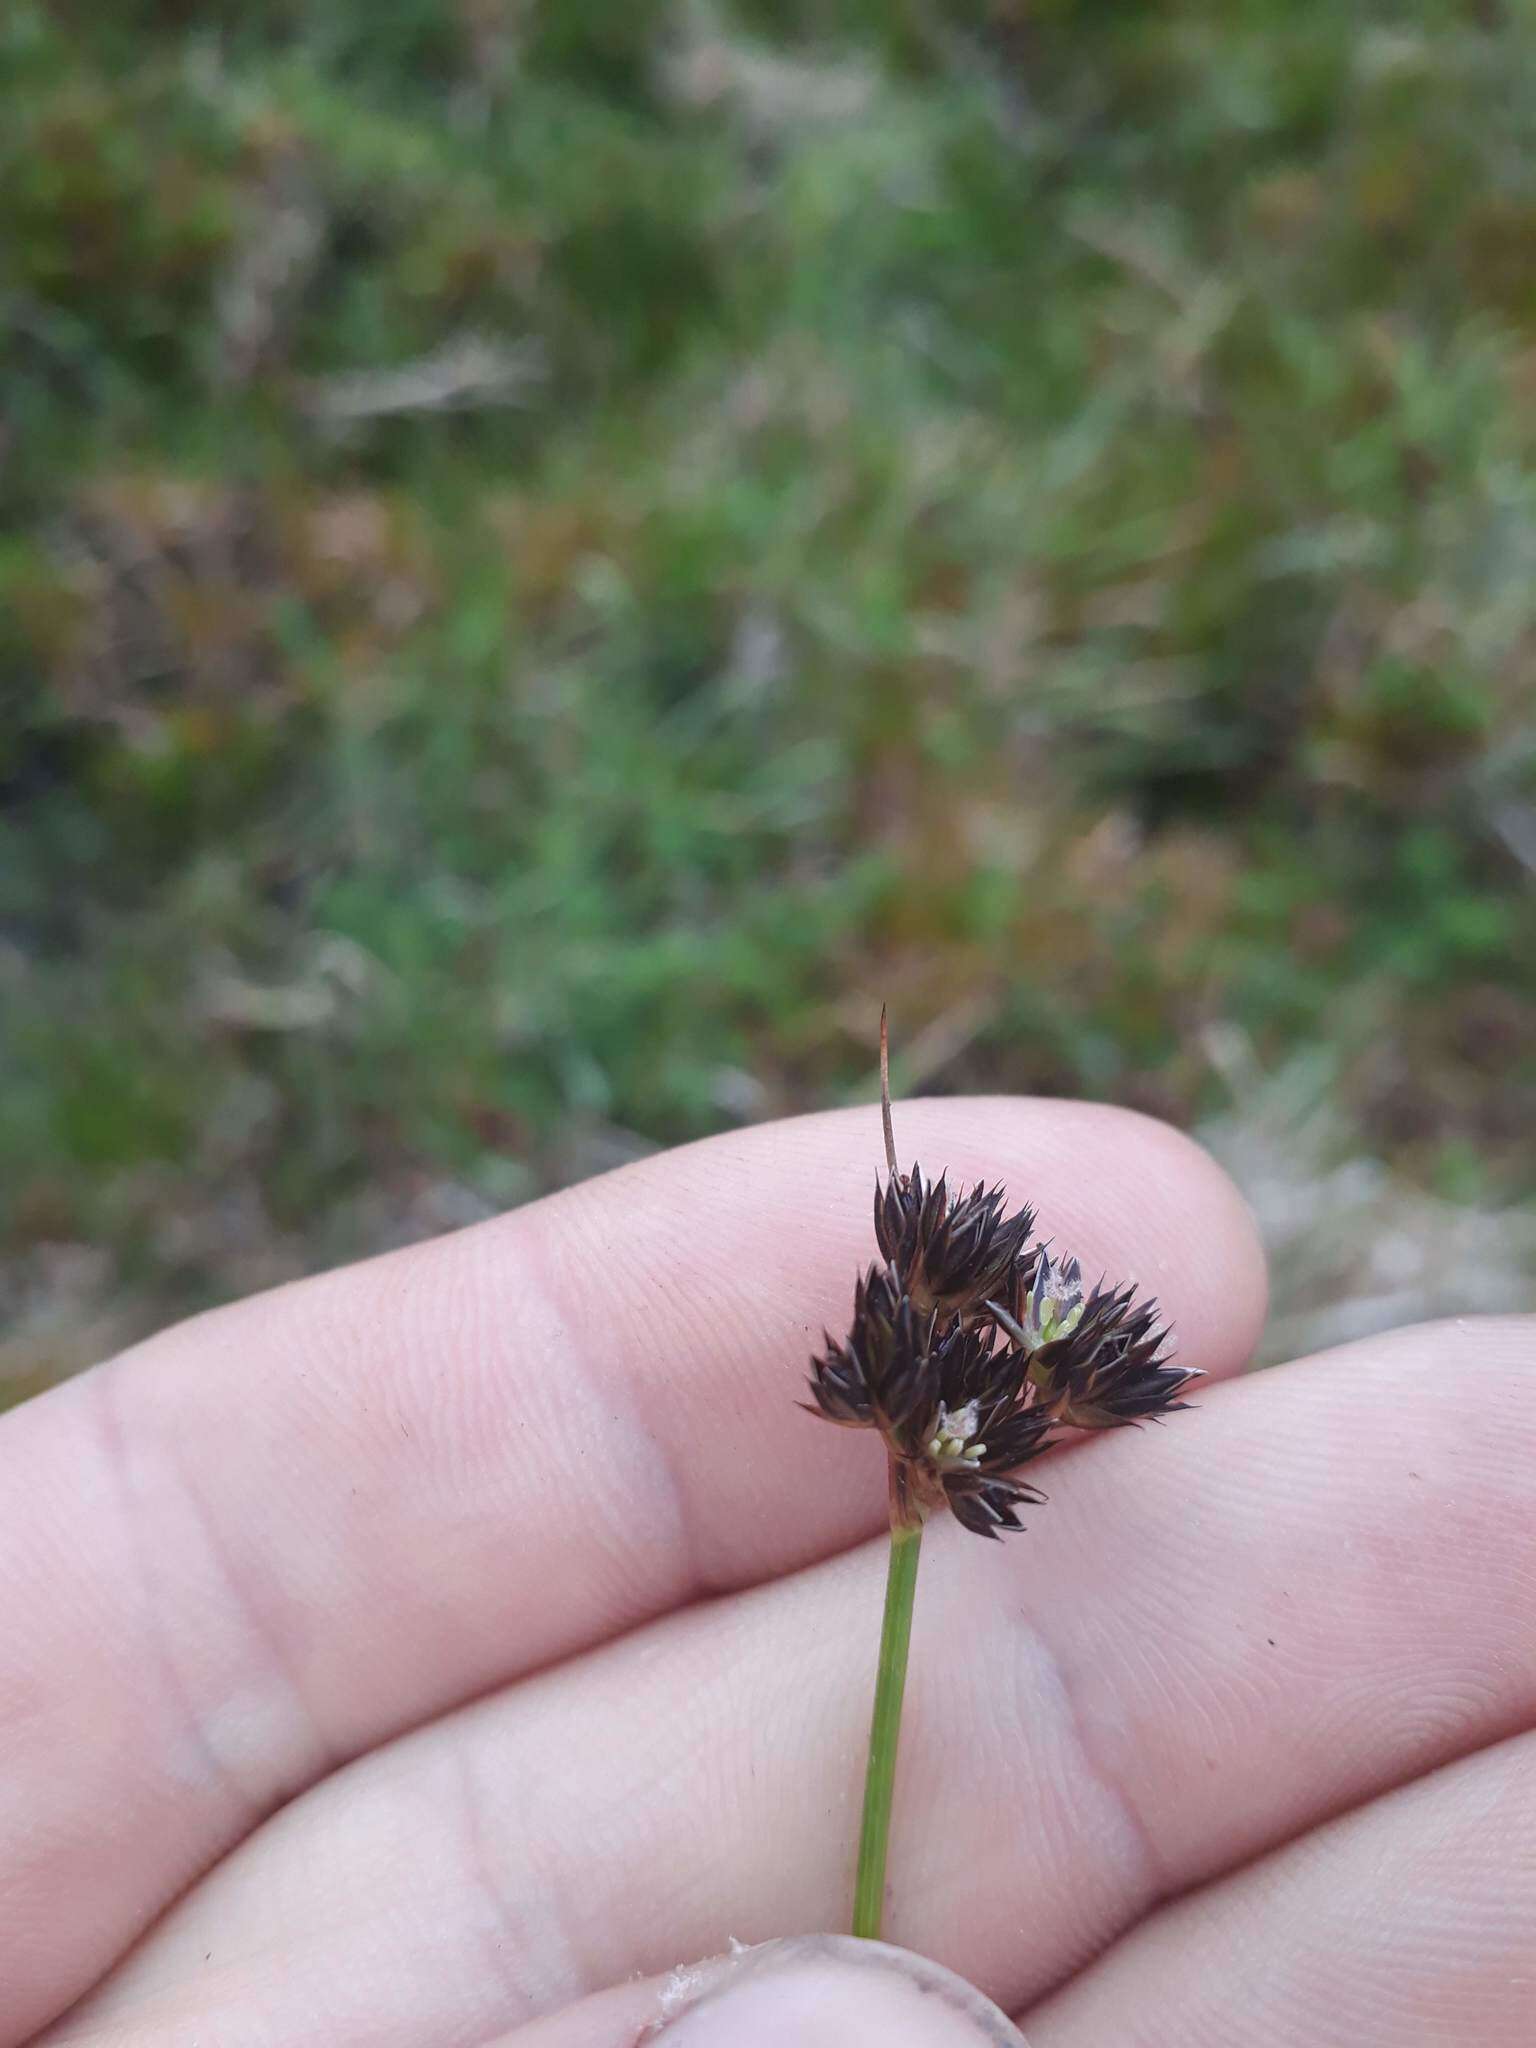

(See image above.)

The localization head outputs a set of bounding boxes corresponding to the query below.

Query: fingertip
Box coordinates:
[507,1938,1028,2048]
[1102,1104,1270,1379]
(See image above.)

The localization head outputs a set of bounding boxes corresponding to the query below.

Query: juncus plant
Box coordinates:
[805,1013,1201,1939]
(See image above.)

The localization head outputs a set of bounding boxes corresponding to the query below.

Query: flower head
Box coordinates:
[1028,1277,1201,1429]
[803,1010,1197,1538]
[807,1264,1054,1536]
[874,1165,1036,1321]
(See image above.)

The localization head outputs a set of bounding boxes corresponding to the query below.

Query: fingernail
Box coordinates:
[652,1935,1027,2046]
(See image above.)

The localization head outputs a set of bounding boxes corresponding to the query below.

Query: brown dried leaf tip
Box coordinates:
[805,1011,1201,1537]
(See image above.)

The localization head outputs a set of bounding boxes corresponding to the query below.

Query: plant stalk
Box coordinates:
[851,1470,924,1939]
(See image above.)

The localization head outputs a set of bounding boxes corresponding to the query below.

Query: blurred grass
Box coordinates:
[3,1,1535,1402]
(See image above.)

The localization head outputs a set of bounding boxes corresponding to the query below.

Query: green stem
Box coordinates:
[852,1491,924,1939]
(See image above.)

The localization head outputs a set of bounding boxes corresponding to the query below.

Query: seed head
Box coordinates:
[870,1007,1036,1320]
[807,1267,1055,1536]
[803,1011,1197,1538]
[874,1166,1036,1321]
[1028,1277,1201,1429]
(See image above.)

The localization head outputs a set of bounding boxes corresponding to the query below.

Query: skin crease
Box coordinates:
[3,1099,1532,2047]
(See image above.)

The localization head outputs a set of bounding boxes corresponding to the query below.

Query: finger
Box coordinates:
[51,1316,1536,2048]
[506,1938,1027,2048]
[1022,1730,1536,2047]
[33,1941,1029,2048]
[0,1099,1263,2046]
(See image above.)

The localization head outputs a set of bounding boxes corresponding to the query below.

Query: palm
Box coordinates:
[7,1101,1532,2048]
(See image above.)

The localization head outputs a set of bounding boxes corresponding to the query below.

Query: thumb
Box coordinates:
[509,1935,1027,2046]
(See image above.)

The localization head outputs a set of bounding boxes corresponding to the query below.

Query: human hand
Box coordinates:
[5,1100,1532,2046]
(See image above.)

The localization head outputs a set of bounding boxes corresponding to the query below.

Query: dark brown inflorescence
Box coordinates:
[874,1167,1036,1322]
[804,1015,1200,1537]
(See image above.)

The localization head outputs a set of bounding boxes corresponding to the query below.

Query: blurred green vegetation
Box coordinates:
[3,1,1535,1399]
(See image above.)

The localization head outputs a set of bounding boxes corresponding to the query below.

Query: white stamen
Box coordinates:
[927,1401,990,1470]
